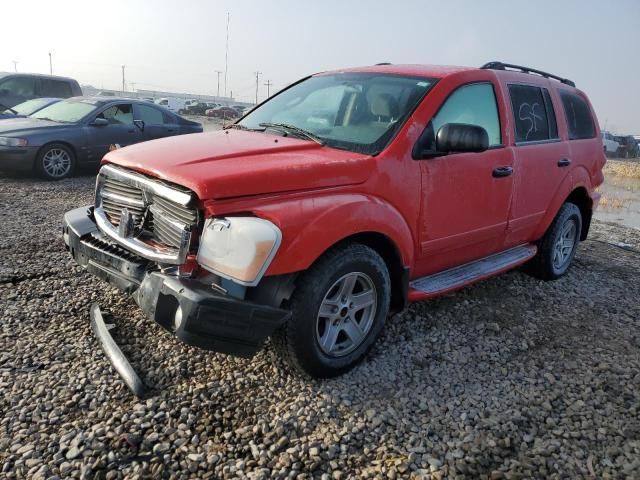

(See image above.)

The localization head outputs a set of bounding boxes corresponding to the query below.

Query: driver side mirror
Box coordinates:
[435,123,489,154]
[413,122,489,159]
[90,117,109,127]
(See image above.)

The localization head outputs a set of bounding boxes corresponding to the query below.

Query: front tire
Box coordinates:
[527,203,582,280]
[272,243,391,378]
[36,143,75,180]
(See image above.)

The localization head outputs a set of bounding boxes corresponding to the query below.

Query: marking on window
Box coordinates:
[518,102,544,140]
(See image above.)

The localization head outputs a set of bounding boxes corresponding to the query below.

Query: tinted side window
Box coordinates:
[542,88,558,139]
[560,91,595,140]
[0,76,37,96]
[432,83,502,147]
[508,84,555,142]
[41,79,73,98]
[97,104,133,125]
[136,104,164,124]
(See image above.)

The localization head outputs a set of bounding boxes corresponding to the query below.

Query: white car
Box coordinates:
[602,131,620,157]
[154,97,185,113]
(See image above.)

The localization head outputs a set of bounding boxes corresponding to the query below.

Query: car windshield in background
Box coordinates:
[9,98,54,115]
[32,99,99,123]
[239,73,435,155]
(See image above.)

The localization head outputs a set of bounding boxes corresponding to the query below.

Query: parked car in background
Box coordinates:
[154,97,185,112]
[63,62,605,387]
[0,96,202,179]
[179,102,210,116]
[601,131,620,157]
[0,72,81,110]
[614,135,638,158]
[206,106,240,119]
[0,97,60,119]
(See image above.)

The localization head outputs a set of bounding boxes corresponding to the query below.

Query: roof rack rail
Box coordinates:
[375,62,392,66]
[481,61,575,87]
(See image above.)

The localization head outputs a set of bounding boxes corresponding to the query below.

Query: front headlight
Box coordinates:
[196,217,282,286]
[0,137,28,147]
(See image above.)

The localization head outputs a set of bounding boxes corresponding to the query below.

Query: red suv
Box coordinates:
[63,62,604,393]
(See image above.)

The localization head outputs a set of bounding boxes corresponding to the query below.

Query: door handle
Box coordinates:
[492,166,513,178]
[557,158,571,167]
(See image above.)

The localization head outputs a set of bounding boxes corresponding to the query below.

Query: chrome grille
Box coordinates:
[94,164,198,263]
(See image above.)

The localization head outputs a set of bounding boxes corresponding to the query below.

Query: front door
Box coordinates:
[416,82,514,276]
[85,103,143,161]
[133,103,178,141]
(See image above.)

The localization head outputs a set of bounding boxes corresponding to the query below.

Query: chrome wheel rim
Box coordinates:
[42,148,71,178]
[316,272,377,357]
[552,219,577,270]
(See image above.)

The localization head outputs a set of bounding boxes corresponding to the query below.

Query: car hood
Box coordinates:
[102,130,375,200]
[0,117,69,134]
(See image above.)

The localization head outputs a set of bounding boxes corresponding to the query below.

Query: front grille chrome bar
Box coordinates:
[94,207,191,264]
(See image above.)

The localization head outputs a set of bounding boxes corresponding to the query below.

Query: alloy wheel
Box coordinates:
[316,272,377,357]
[42,148,72,178]
[552,218,577,270]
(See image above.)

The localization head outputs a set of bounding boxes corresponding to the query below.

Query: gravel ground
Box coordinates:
[1,173,639,480]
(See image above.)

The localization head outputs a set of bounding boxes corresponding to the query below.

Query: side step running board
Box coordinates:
[409,244,537,300]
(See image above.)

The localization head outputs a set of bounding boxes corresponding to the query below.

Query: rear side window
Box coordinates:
[41,79,73,98]
[136,104,165,124]
[560,91,595,140]
[508,84,557,143]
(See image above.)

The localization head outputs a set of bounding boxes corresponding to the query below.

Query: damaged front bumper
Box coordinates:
[63,206,290,360]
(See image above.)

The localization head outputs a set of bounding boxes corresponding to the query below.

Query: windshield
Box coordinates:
[239,73,435,155]
[32,99,99,123]
[10,98,54,115]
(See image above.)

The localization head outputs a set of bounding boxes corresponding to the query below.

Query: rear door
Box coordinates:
[504,83,570,245]
[133,103,178,141]
[86,103,143,161]
[417,82,514,274]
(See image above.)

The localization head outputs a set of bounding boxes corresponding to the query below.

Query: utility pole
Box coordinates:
[130,82,136,93]
[224,12,230,97]
[121,65,126,92]
[215,70,222,97]
[254,71,262,104]
[264,80,272,98]
[48,52,52,74]
[12,60,18,72]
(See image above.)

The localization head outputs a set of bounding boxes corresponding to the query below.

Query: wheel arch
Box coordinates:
[36,140,78,163]
[328,231,409,313]
[565,186,593,240]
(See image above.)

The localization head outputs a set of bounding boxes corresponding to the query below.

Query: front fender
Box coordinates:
[247,193,415,276]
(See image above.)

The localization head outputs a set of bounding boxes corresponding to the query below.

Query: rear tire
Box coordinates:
[526,203,582,280]
[272,243,391,378]
[35,143,75,180]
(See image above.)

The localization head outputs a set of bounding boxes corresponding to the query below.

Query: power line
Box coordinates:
[254,71,262,104]
[264,79,272,98]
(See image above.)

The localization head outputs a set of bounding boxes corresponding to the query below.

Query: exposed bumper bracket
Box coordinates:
[90,303,146,398]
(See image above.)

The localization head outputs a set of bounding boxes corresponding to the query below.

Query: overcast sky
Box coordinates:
[3,0,638,133]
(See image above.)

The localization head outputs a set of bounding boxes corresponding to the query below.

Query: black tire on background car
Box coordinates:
[526,202,582,281]
[36,143,75,180]
[272,243,391,378]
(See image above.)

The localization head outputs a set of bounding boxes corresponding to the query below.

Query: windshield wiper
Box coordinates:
[0,102,17,115]
[259,122,325,145]
[223,123,264,132]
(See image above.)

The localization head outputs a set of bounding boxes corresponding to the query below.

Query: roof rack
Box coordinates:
[481,61,575,87]
[375,62,392,66]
